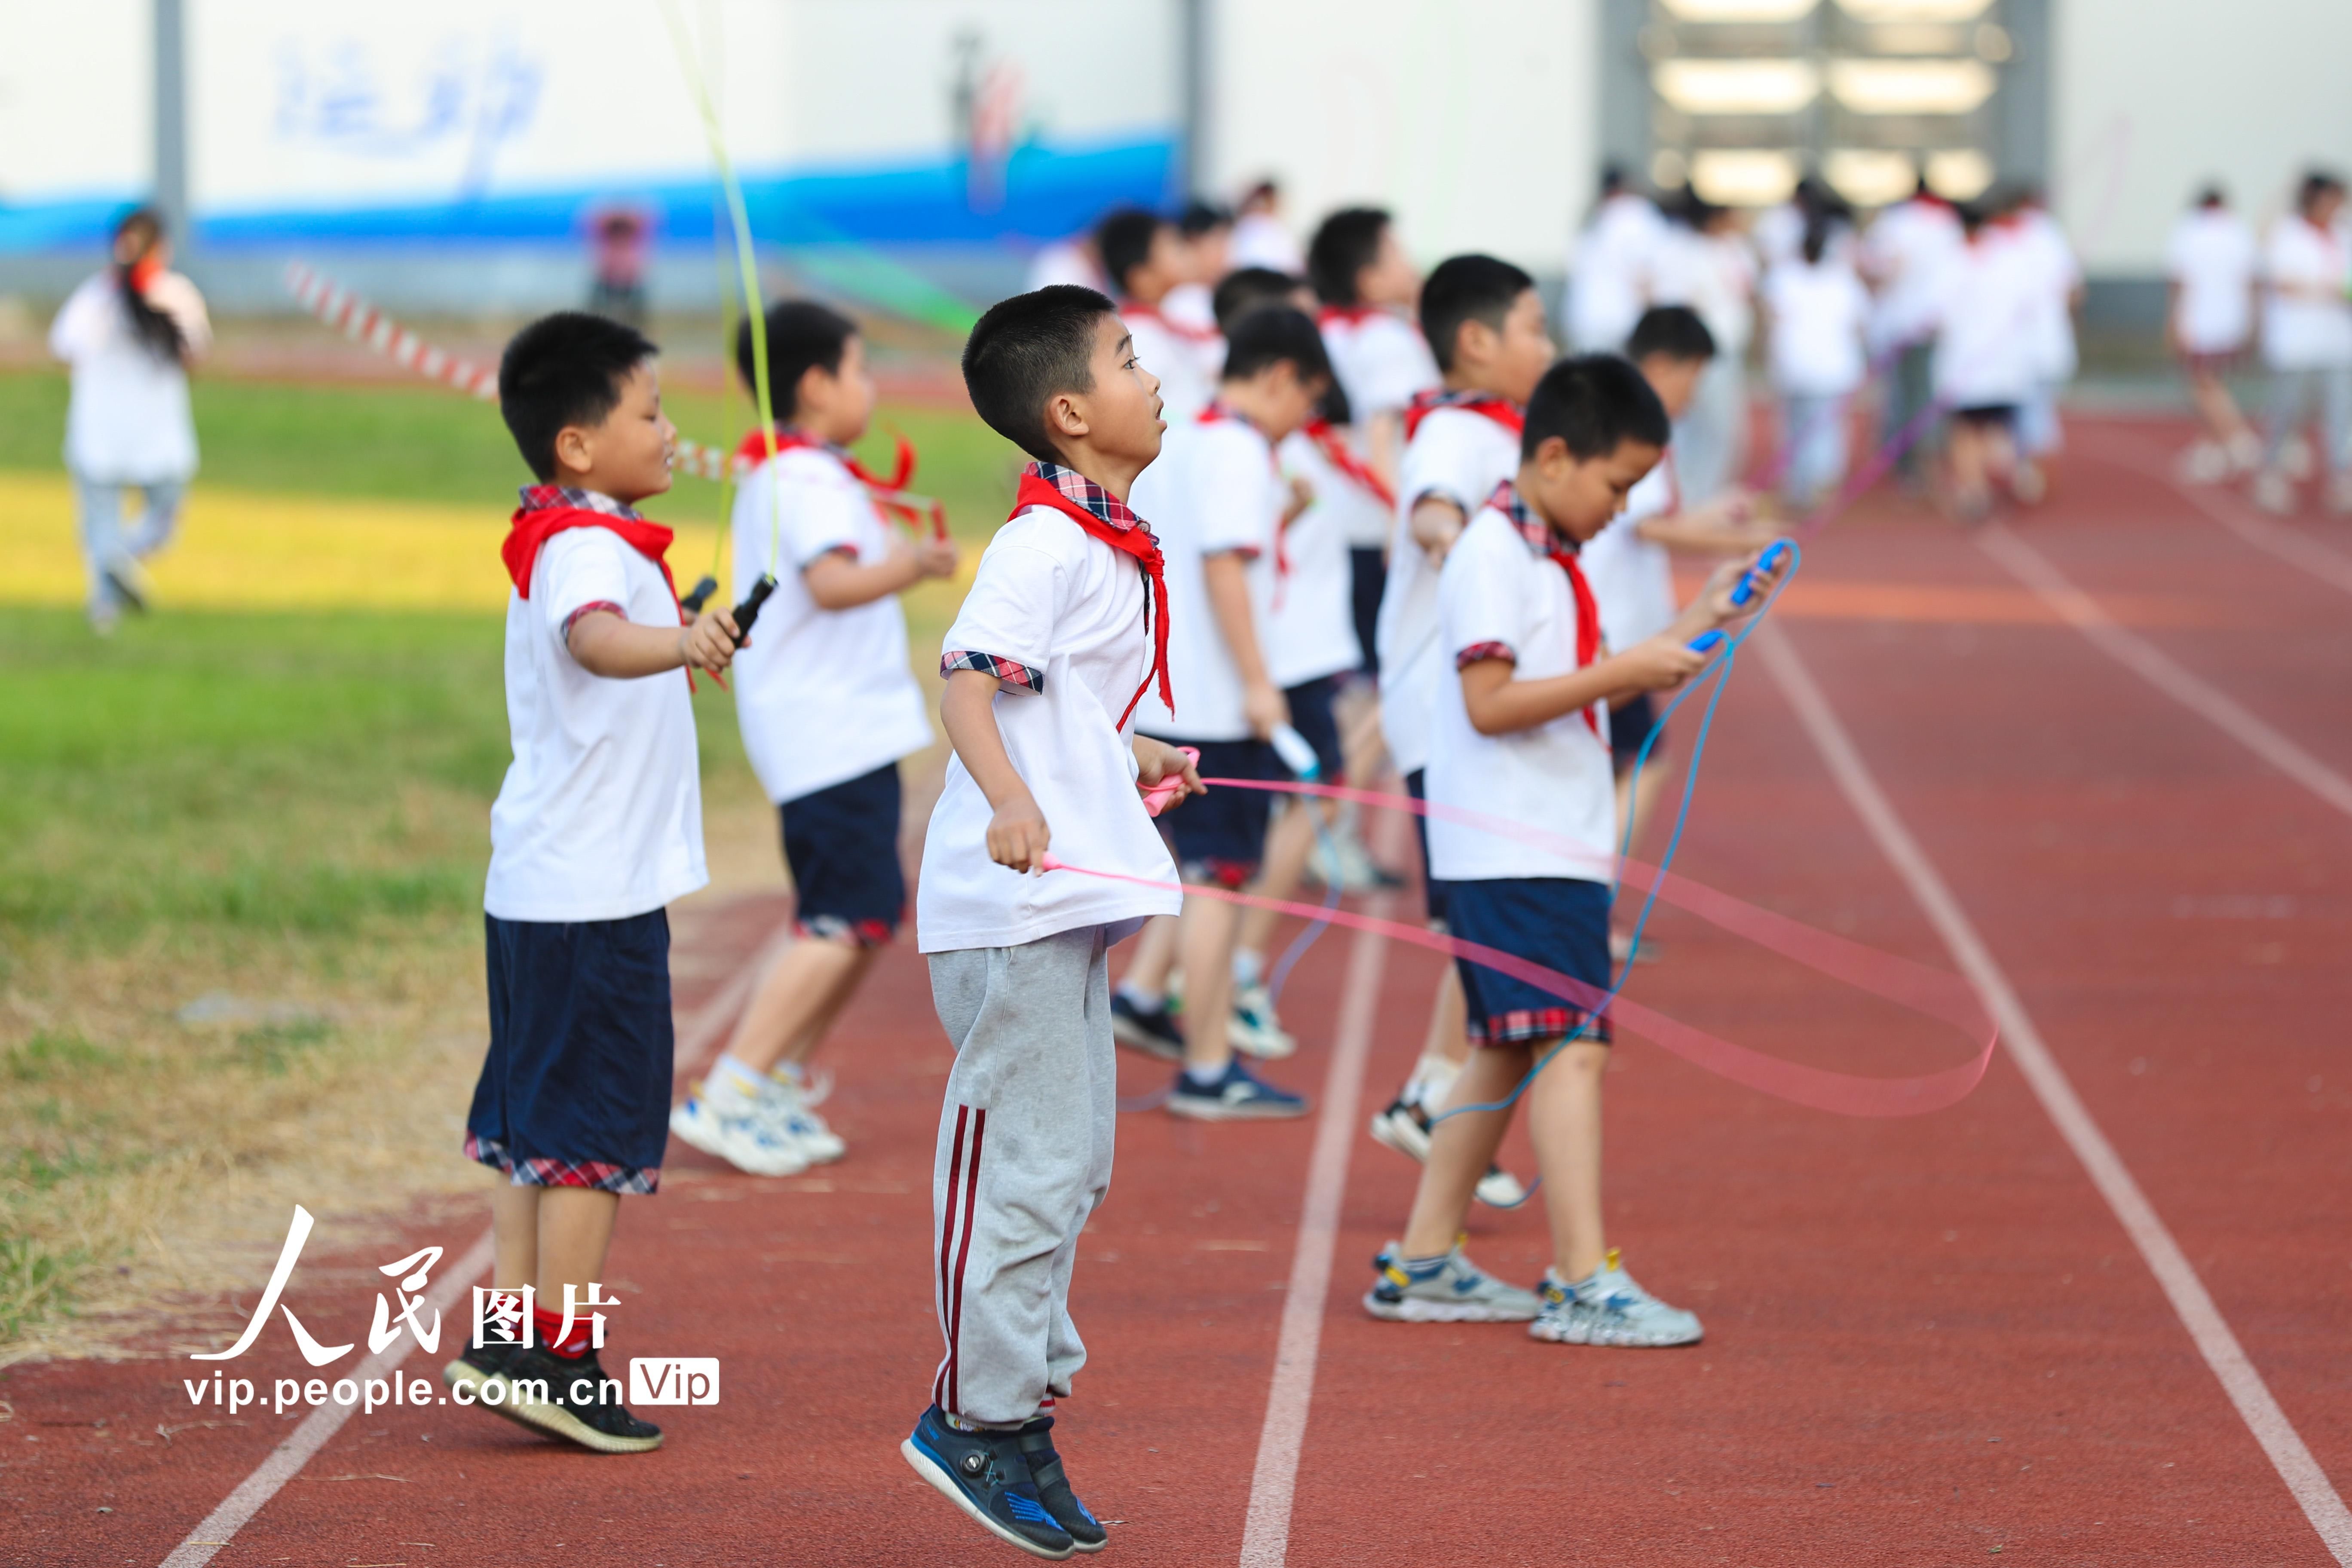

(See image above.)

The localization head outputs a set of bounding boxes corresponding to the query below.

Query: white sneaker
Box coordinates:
[1368,1096,1532,1209]
[2253,469,2297,515]
[2176,440,2229,484]
[759,1074,846,1164]
[669,1087,809,1176]
[1228,980,1297,1060]
[1305,821,1401,892]
[2226,430,2264,473]
[2282,434,2315,480]
[1529,1249,1703,1347]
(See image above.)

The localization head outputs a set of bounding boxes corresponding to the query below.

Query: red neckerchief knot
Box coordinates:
[735,426,946,539]
[1010,462,1172,731]
[1403,387,1526,442]
[503,486,680,611]
[1490,479,1602,739]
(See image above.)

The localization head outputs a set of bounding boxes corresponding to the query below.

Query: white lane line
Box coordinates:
[1977,522,2352,821]
[1761,627,2352,1562]
[2103,440,2352,597]
[1237,893,1392,1568]
[158,1227,496,1568]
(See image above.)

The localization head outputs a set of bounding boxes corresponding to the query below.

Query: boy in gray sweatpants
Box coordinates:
[901,284,1203,1560]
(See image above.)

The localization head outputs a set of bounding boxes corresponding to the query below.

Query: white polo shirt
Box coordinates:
[1426,502,1615,887]
[1377,401,1523,775]
[1267,428,1367,688]
[1131,417,1279,742]
[1319,308,1439,548]
[2262,215,2352,371]
[1763,256,1871,396]
[486,521,707,923]
[2166,207,2257,355]
[917,505,1181,953]
[729,444,934,805]
[1935,232,2041,410]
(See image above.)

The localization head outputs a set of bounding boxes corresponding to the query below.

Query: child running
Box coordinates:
[1363,353,1781,1340]
[446,312,740,1452]
[1368,255,1553,1198]
[669,300,959,1176]
[903,285,1201,1559]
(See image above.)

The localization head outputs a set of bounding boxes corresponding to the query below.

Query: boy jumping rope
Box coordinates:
[903,285,1202,1559]
[670,300,959,1175]
[1363,354,1782,1341]
[445,312,741,1452]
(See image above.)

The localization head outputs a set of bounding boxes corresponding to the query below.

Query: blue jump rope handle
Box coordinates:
[1729,540,1793,609]
[1687,630,1726,655]
[679,575,720,615]
[729,574,778,644]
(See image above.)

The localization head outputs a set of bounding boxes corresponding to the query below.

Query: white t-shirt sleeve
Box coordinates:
[781,473,867,568]
[943,538,1063,691]
[1439,523,1526,665]
[1400,414,1493,515]
[536,530,640,650]
[1354,318,1440,414]
[1195,432,1273,558]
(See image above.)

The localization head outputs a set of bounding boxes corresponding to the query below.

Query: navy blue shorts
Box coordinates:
[782,762,905,945]
[1349,548,1386,677]
[1445,877,1616,1046]
[1404,768,1448,931]
[1283,674,1345,781]
[1610,691,1664,777]
[467,910,673,1193]
[1157,736,1275,888]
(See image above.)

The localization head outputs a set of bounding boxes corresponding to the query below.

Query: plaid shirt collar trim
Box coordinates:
[518,484,643,521]
[1025,461,1145,535]
[1488,480,1573,559]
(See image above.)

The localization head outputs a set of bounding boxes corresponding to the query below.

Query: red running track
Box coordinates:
[5,413,2348,1566]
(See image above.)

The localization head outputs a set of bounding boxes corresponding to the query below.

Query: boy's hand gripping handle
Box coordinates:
[728,573,778,646]
[1729,539,1792,608]
[1141,746,1201,817]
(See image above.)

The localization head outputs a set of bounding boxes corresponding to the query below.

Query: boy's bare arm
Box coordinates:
[940,668,1051,873]
[1408,495,1467,562]
[1202,551,1287,739]
[1458,645,1701,736]
[1633,492,1777,554]
[803,537,960,610]
[567,604,739,679]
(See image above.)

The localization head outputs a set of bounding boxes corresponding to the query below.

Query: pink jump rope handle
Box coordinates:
[1140,746,1201,817]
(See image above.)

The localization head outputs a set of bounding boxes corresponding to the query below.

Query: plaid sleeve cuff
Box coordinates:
[942,649,1044,692]
[1455,640,1517,670]
[562,600,628,640]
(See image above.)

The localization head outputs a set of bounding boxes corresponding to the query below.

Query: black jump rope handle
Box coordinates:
[728,574,778,646]
[679,575,720,615]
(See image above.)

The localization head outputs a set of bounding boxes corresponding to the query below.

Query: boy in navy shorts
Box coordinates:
[448,312,741,1451]
[1115,306,1332,1119]
[903,285,1201,1558]
[1363,354,1782,1343]
[669,300,959,1176]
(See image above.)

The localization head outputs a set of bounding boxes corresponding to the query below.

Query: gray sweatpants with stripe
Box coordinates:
[926,924,1117,1426]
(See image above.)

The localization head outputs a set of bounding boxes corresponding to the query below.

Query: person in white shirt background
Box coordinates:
[1858,175,1962,487]
[1934,199,2046,521]
[1098,205,1223,423]
[47,205,212,634]
[2254,169,2352,516]
[1761,215,1872,509]
[1164,200,1236,346]
[2008,186,2083,466]
[2165,184,2263,483]
[1229,178,1306,274]
[1565,165,1665,353]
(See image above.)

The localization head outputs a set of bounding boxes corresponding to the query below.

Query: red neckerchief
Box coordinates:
[1315,303,1384,328]
[1302,416,1396,509]
[503,487,712,689]
[735,426,947,540]
[1403,387,1526,443]
[1120,299,1222,344]
[1490,480,1602,739]
[1010,462,1172,730]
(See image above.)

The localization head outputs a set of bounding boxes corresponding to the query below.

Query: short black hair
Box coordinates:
[963,285,1117,465]
[1307,207,1390,306]
[1419,254,1536,374]
[1212,267,1303,334]
[2194,182,2227,209]
[1220,306,1332,385]
[499,310,658,481]
[1626,305,1715,364]
[735,299,858,423]
[2297,169,2345,214]
[1178,199,1233,238]
[1522,354,1669,462]
[1096,206,1167,295]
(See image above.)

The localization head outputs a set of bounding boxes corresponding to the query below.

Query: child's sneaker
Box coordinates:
[901,1404,1075,1560]
[1110,993,1184,1061]
[496,1345,665,1452]
[1014,1414,1107,1553]
[1363,1241,1540,1322]
[669,1085,810,1176]
[1367,1096,1528,1208]
[1528,1248,1703,1347]
[758,1072,846,1164]
[1167,1058,1308,1120]
[1228,980,1297,1060]
[440,1338,514,1396]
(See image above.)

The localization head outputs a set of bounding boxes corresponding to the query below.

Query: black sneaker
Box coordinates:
[440,1338,515,1396]
[901,1404,1075,1559]
[496,1345,664,1454]
[1014,1415,1106,1553]
[1110,993,1184,1062]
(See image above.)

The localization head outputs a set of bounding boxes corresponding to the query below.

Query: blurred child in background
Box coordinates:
[2165,184,2261,483]
[1859,175,1961,487]
[1935,202,2044,521]
[1099,205,1221,422]
[2254,170,2352,516]
[1763,215,1871,510]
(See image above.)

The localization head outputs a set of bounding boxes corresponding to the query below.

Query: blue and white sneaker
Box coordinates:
[1110,992,1185,1062]
[1529,1249,1703,1347]
[1166,1059,1309,1121]
[1014,1414,1107,1553]
[901,1405,1075,1559]
[1363,1241,1540,1322]
[1228,980,1298,1060]
[668,1085,809,1177]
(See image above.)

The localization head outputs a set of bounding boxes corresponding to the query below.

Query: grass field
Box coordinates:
[0,363,1014,1361]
